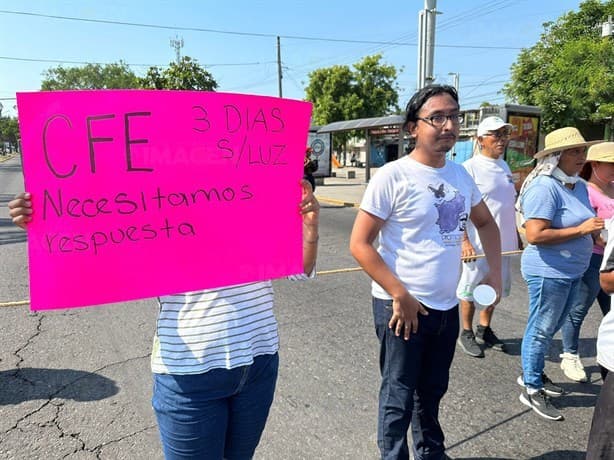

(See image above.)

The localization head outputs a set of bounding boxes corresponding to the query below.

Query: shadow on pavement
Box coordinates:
[527,451,585,460]
[0,163,23,173]
[454,452,584,460]
[0,192,18,206]
[496,337,597,360]
[0,220,27,245]
[0,367,119,404]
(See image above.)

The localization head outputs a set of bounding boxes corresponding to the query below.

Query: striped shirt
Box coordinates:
[151,275,308,375]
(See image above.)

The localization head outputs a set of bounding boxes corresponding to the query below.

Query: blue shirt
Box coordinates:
[520,175,595,279]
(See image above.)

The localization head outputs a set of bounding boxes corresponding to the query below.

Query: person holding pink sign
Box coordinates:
[9,178,320,460]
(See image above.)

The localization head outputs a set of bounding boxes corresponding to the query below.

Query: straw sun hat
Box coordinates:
[586,141,614,163]
[534,127,600,159]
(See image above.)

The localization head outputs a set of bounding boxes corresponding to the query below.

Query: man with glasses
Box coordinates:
[350,85,502,460]
[456,117,522,358]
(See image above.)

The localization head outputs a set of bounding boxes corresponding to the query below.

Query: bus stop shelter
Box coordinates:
[317,115,405,182]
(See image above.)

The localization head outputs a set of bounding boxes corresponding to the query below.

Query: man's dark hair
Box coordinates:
[403,85,459,130]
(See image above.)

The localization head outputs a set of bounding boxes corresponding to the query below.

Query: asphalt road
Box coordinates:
[0,154,604,459]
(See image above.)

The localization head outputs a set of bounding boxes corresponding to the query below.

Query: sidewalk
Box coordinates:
[0,153,17,164]
[314,166,370,207]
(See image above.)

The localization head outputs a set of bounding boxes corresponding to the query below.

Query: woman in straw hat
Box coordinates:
[516,127,604,421]
[560,142,614,383]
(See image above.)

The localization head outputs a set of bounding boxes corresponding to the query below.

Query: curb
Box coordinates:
[316,196,360,208]
[0,154,16,164]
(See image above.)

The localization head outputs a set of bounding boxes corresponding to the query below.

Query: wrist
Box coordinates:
[303,235,319,244]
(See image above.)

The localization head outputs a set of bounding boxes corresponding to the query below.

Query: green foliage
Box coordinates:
[304,54,400,152]
[40,57,218,92]
[353,55,400,118]
[504,0,614,132]
[140,56,218,91]
[41,61,140,90]
[305,54,399,124]
[0,116,20,151]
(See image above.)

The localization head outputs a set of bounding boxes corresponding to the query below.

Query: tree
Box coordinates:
[305,54,400,154]
[41,61,141,90]
[305,54,399,125]
[0,116,20,152]
[40,57,218,92]
[140,56,218,91]
[504,0,614,132]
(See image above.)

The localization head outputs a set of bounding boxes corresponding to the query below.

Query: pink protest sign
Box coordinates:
[16,90,312,310]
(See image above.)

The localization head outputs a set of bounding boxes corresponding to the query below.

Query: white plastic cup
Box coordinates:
[473,284,497,310]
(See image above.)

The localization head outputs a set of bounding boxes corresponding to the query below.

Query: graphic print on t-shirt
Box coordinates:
[428,182,468,234]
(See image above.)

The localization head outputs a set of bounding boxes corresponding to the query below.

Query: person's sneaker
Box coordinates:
[559,352,588,382]
[457,329,484,357]
[475,325,507,352]
[517,373,564,397]
[519,388,564,421]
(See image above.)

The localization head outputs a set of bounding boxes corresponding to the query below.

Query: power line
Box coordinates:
[0,55,275,68]
[0,56,161,67]
[437,0,517,32]
[0,9,523,50]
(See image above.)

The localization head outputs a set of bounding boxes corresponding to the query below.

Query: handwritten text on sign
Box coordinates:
[16,90,312,310]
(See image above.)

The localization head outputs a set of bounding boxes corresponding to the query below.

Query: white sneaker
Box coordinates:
[559,352,588,382]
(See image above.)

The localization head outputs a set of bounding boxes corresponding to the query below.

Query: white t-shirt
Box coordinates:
[360,156,482,310]
[462,154,518,252]
[598,219,614,372]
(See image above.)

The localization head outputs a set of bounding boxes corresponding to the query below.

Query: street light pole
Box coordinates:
[448,72,459,93]
[417,0,438,89]
[277,36,283,98]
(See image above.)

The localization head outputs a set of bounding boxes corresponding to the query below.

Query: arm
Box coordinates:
[299,179,319,274]
[524,217,604,245]
[469,201,502,301]
[349,209,427,339]
[8,192,32,229]
[600,227,614,294]
[600,272,614,294]
[461,230,476,262]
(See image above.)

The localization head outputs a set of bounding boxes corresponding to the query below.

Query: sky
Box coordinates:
[0,0,587,118]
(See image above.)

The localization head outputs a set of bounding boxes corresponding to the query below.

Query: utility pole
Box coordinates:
[600,16,613,140]
[602,15,613,37]
[277,36,283,98]
[417,0,439,89]
[170,35,184,64]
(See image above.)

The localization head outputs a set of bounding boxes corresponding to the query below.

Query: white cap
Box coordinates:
[477,116,513,137]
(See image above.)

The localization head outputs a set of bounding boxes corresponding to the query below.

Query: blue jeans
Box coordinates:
[562,253,607,354]
[521,275,581,390]
[373,297,458,460]
[152,353,279,460]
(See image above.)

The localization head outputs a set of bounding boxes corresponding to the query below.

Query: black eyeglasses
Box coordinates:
[484,130,512,139]
[417,113,464,128]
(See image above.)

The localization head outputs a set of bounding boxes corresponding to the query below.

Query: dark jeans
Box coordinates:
[586,367,614,460]
[152,353,279,460]
[373,297,459,460]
